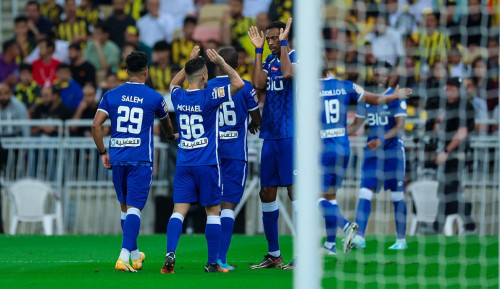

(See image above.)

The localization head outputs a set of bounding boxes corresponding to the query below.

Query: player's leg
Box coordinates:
[218,159,248,270]
[120,203,127,232]
[386,148,408,250]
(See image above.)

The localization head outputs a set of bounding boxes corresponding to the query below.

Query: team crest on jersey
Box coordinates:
[162,100,168,113]
[400,101,407,110]
[217,87,225,98]
[354,84,364,95]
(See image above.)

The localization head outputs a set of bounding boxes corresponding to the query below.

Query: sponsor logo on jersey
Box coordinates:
[320,128,346,138]
[353,84,364,95]
[180,137,209,149]
[111,138,141,147]
[219,131,238,139]
[121,95,144,104]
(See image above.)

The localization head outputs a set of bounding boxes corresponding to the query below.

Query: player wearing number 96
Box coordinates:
[92,51,176,273]
[318,65,412,257]
[162,46,245,274]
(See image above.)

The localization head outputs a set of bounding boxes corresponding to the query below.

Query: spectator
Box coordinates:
[365,11,405,67]
[486,37,499,110]
[0,40,20,87]
[444,0,460,45]
[26,0,53,39]
[221,0,256,58]
[71,83,98,136]
[105,0,136,48]
[124,0,146,21]
[0,83,30,137]
[32,38,61,87]
[12,16,37,63]
[359,41,378,87]
[460,0,491,49]
[99,72,123,96]
[136,0,175,48]
[470,57,488,105]
[386,0,416,36]
[54,63,83,110]
[40,0,63,28]
[124,25,152,63]
[76,0,101,26]
[256,11,271,32]
[172,16,200,67]
[408,0,432,24]
[448,45,467,78]
[14,63,42,115]
[57,0,90,44]
[412,10,451,70]
[464,77,488,133]
[236,47,253,82]
[159,0,195,31]
[116,42,137,82]
[243,0,271,18]
[69,42,96,87]
[268,0,292,23]
[32,86,74,137]
[84,23,120,71]
[432,77,476,234]
[149,41,173,94]
[26,31,70,64]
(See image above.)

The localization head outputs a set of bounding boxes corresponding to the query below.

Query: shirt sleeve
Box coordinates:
[155,94,169,120]
[97,91,109,115]
[349,81,365,103]
[246,85,259,112]
[289,50,298,64]
[393,99,408,117]
[355,103,367,118]
[208,84,231,108]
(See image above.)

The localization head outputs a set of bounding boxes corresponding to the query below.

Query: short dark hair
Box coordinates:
[19,63,32,73]
[69,42,82,50]
[153,40,171,52]
[218,47,238,69]
[57,63,71,70]
[2,39,18,52]
[94,23,110,34]
[27,0,40,9]
[123,42,138,51]
[446,77,461,88]
[184,16,197,26]
[38,37,55,49]
[266,21,286,31]
[126,51,148,73]
[185,57,206,76]
[375,61,392,70]
[14,15,28,24]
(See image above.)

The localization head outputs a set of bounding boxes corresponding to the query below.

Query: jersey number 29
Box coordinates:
[117,106,143,134]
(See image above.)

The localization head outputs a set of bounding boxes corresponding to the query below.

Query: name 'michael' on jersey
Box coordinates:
[207,76,259,161]
[260,50,296,139]
[171,84,231,166]
[320,77,365,155]
[97,82,169,166]
[355,87,407,150]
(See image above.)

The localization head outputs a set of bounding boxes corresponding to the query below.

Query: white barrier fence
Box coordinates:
[0,120,498,235]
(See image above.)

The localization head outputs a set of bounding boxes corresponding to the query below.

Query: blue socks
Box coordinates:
[262,201,280,257]
[320,199,348,229]
[206,215,221,264]
[218,209,235,264]
[392,192,407,240]
[355,188,373,237]
[166,212,184,254]
[122,208,141,253]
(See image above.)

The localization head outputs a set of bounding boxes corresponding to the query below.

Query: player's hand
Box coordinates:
[174,133,179,141]
[248,121,260,134]
[279,18,292,41]
[206,49,225,66]
[394,85,412,100]
[435,151,448,165]
[367,139,382,151]
[248,26,265,48]
[101,153,111,169]
[190,46,200,60]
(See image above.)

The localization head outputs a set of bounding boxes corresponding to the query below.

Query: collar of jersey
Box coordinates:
[186,89,201,91]
[216,75,229,78]
[126,82,144,85]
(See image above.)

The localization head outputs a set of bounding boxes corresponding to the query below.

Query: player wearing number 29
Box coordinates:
[92,51,176,273]
[318,65,412,257]
[161,47,245,274]
[347,62,408,250]
[206,47,262,270]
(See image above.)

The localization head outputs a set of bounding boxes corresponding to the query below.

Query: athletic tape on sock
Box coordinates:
[127,208,141,217]
[359,188,373,201]
[329,199,338,206]
[207,215,221,225]
[170,212,185,222]
[262,200,279,212]
[221,209,235,219]
[391,191,404,202]
[121,212,127,220]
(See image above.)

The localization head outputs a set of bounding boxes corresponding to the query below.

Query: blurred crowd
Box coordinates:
[0,0,498,138]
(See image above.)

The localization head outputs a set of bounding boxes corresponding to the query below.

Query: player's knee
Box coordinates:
[259,188,275,202]
[170,212,185,222]
[359,188,373,201]
[391,191,404,202]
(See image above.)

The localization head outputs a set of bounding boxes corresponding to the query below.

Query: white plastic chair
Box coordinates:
[407,180,440,235]
[8,179,63,235]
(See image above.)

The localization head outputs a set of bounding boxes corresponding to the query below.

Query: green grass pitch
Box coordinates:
[0,235,497,289]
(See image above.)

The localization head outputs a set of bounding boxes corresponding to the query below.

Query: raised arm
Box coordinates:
[206,49,244,96]
[91,110,110,169]
[347,116,365,135]
[362,85,412,105]
[279,18,294,80]
[248,26,267,90]
[170,46,201,89]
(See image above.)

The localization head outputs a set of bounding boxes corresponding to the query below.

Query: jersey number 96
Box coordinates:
[179,114,205,139]
[219,102,236,126]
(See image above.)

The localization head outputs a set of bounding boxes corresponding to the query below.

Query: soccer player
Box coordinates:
[347,62,408,250]
[92,51,176,272]
[247,18,295,269]
[161,47,245,274]
[206,47,262,270]
[319,64,411,256]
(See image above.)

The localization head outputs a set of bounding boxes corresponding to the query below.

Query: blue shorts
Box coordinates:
[174,165,222,206]
[361,146,405,192]
[322,151,350,192]
[221,158,248,204]
[112,165,153,210]
[260,138,294,187]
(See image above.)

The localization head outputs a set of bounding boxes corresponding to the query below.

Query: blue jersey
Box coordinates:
[171,85,231,166]
[355,88,407,150]
[207,76,259,161]
[320,78,365,155]
[98,82,169,166]
[260,50,297,139]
